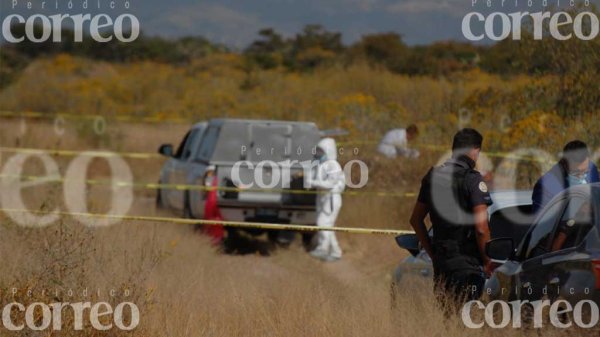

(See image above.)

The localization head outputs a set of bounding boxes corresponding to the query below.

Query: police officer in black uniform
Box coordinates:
[409,128,493,309]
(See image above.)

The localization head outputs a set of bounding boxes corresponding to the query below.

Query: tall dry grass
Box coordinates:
[0,121,596,336]
[0,47,598,337]
[0,212,588,337]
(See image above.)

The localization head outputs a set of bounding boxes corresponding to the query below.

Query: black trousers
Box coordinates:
[433,267,485,314]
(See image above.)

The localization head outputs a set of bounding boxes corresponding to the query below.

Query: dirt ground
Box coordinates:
[0,119,583,336]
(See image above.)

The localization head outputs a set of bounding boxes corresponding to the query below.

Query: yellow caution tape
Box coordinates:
[0,173,415,198]
[0,143,560,197]
[337,140,380,146]
[339,142,556,164]
[0,208,414,236]
[419,144,557,164]
[0,147,162,159]
[0,110,589,166]
[1,142,557,167]
[0,110,188,124]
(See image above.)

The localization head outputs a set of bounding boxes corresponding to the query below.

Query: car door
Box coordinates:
[488,199,566,302]
[167,127,205,210]
[534,195,596,303]
[489,204,535,248]
[516,197,568,302]
[516,193,598,302]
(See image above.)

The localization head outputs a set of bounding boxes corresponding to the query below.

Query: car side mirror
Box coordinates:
[395,234,421,257]
[485,237,514,261]
[158,144,174,157]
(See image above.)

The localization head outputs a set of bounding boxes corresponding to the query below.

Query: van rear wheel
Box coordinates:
[302,231,316,249]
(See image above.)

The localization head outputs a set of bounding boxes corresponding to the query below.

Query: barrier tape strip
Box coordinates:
[0,111,589,165]
[0,147,162,159]
[0,110,188,124]
[419,145,557,164]
[0,208,414,236]
[0,145,562,197]
[1,141,558,167]
[337,140,379,146]
[339,142,556,164]
[0,144,563,197]
[0,173,416,198]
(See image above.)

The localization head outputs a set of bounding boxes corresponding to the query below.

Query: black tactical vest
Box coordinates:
[428,160,481,269]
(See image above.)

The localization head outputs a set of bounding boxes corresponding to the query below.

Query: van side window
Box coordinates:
[174,131,190,159]
[196,126,220,161]
[179,129,201,161]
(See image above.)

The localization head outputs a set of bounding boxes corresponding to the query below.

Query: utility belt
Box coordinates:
[432,227,482,272]
[433,239,479,257]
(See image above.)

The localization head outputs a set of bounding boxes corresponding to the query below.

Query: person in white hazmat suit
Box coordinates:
[306,138,345,262]
[377,124,420,159]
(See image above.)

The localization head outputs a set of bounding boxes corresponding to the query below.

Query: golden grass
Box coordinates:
[0,215,586,337]
[0,120,595,336]
[3,54,594,147]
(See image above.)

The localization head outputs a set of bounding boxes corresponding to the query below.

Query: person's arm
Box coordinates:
[307,161,343,190]
[590,162,600,183]
[473,204,492,276]
[551,232,568,252]
[397,147,420,159]
[409,202,433,259]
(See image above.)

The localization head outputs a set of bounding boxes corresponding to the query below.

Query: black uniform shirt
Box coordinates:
[416,155,493,272]
[417,155,492,212]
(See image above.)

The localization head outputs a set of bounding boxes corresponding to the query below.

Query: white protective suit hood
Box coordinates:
[317,138,337,161]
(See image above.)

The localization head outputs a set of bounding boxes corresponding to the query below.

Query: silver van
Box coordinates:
[157,119,321,243]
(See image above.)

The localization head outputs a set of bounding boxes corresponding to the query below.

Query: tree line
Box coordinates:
[1,21,599,117]
[3,22,598,74]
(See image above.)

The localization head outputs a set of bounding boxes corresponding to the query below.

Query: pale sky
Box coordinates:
[2,0,599,47]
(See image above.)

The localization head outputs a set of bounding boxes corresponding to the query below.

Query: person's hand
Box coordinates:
[409,149,420,159]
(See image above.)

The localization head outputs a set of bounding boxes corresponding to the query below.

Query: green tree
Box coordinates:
[348,32,408,72]
[245,28,288,69]
[288,25,344,70]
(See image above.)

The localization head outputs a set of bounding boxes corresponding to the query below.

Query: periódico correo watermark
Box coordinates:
[1,301,139,331]
[2,1,140,43]
[231,145,368,189]
[462,0,598,41]
[462,299,599,329]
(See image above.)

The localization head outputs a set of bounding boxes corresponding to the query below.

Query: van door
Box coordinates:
[188,125,221,218]
[167,127,205,210]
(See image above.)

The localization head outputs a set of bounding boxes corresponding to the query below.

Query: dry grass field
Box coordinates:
[0,119,594,337]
